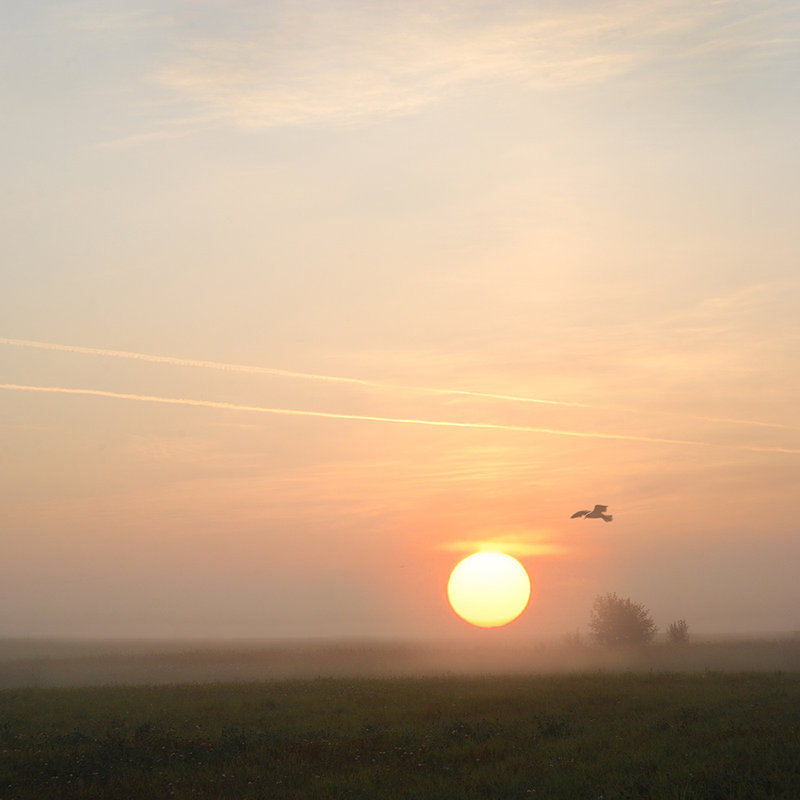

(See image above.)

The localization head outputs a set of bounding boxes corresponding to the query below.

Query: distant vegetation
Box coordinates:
[588,593,658,646]
[2,673,800,799]
[667,619,690,644]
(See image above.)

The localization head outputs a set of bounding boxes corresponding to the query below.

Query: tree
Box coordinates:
[588,593,657,646]
[667,619,689,644]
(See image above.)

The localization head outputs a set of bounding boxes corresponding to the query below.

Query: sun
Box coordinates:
[447,552,531,628]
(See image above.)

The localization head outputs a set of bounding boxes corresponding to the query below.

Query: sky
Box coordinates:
[2,0,800,641]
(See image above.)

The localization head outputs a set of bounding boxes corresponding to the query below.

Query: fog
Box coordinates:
[2,636,799,689]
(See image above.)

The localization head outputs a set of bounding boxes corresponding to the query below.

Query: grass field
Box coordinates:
[2,671,800,799]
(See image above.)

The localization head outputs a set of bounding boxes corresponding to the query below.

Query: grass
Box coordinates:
[2,672,800,799]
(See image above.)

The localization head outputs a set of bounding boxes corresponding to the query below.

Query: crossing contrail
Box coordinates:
[2,336,798,433]
[2,383,800,455]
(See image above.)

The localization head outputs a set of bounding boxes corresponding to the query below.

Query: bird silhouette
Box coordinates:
[571,504,613,522]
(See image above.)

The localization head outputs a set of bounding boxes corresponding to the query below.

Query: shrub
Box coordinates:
[588,593,657,646]
[667,619,689,644]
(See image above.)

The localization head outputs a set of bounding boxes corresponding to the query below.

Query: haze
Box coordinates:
[2,0,799,643]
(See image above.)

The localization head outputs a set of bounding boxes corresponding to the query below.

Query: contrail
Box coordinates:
[2,383,799,455]
[2,337,798,433]
[0,337,592,408]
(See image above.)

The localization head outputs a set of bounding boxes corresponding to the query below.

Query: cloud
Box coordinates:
[57,7,173,32]
[439,529,571,558]
[152,10,634,129]
[143,0,798,132]
[95,124,204,150]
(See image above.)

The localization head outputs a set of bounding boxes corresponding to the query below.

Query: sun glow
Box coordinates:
[447,552,531,628]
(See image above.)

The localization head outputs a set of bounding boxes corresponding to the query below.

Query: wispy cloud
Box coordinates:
[95,124,207,150]
[151,8,634,130]
[135,0,798,134]
[57,7,174,32]
[438,526,570,558]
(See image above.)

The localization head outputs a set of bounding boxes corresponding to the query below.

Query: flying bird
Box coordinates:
[571,504,613,522]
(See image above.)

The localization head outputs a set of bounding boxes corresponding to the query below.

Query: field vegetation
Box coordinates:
[2,671,800,799]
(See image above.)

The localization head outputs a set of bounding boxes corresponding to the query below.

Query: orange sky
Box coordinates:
[2,0,799,639]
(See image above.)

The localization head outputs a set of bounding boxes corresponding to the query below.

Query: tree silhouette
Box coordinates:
[588,593,657,646]
[667,619,689,644]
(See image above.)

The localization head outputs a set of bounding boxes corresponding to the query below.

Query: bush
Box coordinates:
[588,593,657,646]
[667,619,689,644]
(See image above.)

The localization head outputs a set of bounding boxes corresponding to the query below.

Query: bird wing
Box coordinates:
[571,510,590,518]
[592,504,608,513]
